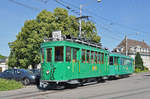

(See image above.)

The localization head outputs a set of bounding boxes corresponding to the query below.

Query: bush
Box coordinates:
[0,79,23,91]
[135,66,149,73]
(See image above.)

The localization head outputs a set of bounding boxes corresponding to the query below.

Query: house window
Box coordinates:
[134,47,136,52]
[55,46,64,62]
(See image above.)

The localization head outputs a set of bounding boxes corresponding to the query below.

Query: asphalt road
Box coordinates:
[1,72,150,99]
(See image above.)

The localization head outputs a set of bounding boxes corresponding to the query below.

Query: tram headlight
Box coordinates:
[67,66,70,69]
[46,70,50,74]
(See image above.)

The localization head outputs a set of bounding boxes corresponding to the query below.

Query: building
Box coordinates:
[0,58,8,72]
[113,38,150,70]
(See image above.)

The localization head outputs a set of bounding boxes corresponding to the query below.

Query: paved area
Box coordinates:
[1,72,150,99]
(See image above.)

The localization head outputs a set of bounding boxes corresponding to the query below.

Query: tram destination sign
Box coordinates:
[52,31,62,41]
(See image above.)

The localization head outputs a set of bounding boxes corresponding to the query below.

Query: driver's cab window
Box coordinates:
[55,46,64,62]
[46,48,52,62]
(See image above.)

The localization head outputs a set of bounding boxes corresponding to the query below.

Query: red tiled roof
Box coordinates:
[117,38,150,49]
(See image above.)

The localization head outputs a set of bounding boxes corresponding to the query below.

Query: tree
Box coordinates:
[135,52,144,70]
[8,8,101,69]
[0,54,6,59]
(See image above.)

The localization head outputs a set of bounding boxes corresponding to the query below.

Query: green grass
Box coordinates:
[135,68,149,73]
[0,78,23,91]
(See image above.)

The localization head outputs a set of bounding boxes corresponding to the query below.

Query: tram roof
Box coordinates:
[41,40,108,53]
[110,52,133,60]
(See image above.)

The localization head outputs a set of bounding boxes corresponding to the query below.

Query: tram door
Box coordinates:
[71,48,79,79]
[41,47,53,80]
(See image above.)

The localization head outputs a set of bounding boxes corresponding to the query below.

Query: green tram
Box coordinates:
[38,32,134,89]
[109,53,134,78]
[39,39,110,88]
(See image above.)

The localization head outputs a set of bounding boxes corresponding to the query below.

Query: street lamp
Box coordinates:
[97,0,102,3]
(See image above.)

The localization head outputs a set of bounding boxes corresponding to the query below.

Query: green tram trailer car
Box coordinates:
[109,53,134,78]
[39,40,109,88]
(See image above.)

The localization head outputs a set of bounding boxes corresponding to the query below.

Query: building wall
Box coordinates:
[114,39,150,70]
[141,55,150,69]
[128,54,150,70]
[0,63,8,72]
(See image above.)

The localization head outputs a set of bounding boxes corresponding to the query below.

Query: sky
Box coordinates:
[0,0,150,56]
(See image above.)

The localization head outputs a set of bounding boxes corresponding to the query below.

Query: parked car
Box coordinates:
[29,69,40,77]
[29,69,40,84]
[0,69,37,85]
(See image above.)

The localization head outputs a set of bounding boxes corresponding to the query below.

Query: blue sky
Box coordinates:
[0,0,150,56]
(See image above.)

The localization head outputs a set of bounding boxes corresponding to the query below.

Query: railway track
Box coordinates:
[0,81,105,99]
[1,73,149,99]
[1,89,63,99]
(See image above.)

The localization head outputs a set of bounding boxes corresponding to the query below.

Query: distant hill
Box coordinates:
[0,54,6,59]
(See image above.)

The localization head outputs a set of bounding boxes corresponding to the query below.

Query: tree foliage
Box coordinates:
[135,52,144,70]
[8,8,101,69]
[0,54,6,59]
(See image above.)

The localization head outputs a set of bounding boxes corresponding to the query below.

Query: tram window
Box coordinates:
[105,54,109,64]
[124,58,130,65]
[73,48,77,62]
[114,57,118,65]
[91,51,94,63]
[41,48,44,63]
[109,56,113,65]
[46,48,52,62]
[124,58,127,65]
[128,59,132,66]
[55,46,64,62]
[66,47,71,62]
[95,52,97,63]
[82,49,86,63]
[120,58,124,65]
[87,50,90,63]
[98,52,101,64]
[101,53,104,64]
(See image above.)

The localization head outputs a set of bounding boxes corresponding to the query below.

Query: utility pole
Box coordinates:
[125,35,128,56]
[124,32,139,56]
[78,0,102,38]
[79,4,82,37]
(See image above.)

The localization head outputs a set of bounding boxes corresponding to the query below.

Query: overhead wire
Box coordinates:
[9,0,150,41]
[55,0,150,43]
[33,0,150,44]
[39,0,125,43]
[9,0,40,11]
[50,0,129,39]
[36,0,48,4]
